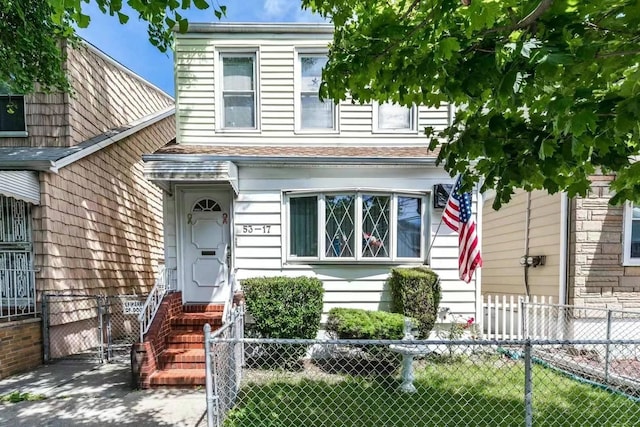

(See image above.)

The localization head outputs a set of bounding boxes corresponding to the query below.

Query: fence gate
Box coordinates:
[43,294,146,363]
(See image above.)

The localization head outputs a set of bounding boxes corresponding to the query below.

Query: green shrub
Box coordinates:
[387,267,441,338]
[242,276,324,368]
[326,308,405,340]
[242,276,324,339]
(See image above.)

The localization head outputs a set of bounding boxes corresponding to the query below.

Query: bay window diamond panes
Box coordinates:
[300,56,334,129]
[377,102,412,130]
[222,55,256,128]
[397,196,422,258]
[362,195,390,258]
[325,195,355,258]
[290,196,318,257]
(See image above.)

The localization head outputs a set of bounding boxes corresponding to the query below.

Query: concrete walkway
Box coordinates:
[0,360,207,426]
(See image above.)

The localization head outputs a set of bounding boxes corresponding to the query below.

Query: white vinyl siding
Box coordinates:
[174,34,452,144]
[236,167,475,321]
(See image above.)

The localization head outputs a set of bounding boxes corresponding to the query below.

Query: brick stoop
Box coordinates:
[131,293,223,389]
[146,304,223,388]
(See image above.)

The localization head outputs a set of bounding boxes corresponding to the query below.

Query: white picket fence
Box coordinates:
[482,294,555,340]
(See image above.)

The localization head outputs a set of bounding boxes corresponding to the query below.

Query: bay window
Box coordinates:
[287,191,427,261]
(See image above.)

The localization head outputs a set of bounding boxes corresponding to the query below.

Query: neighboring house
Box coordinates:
[137,23,482,387]
[482,175,640,311]
[0,41,175,378]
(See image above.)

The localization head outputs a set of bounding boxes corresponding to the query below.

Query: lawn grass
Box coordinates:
[224,353,640,427]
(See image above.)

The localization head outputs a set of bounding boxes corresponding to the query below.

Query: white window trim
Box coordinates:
[294,49,339,134]
[372,101,418,134]
[623,202,640,266]
[215,49,261,132]
[0,94,27,136]
[284,190,428,263]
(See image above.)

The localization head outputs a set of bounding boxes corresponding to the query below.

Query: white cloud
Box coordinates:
[263,0,293,18]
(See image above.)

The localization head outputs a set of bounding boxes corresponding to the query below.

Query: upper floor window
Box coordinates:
[0,84,26,135]
[623,202,640,265]
[297,54,335,131]
[220,53,257,129]
[374,102,416,133]
[287,191,426,262]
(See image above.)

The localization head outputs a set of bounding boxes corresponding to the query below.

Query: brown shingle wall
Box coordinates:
[0,92,71,148]
[568,174,640,310]
[34,116,174,295]
[66,44,173,146]
[0,319,42,379]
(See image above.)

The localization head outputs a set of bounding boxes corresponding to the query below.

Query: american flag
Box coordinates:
[442,176,482,283]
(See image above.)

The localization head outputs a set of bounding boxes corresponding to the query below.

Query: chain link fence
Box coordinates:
[206,335,640,427]
[43,294,146,363]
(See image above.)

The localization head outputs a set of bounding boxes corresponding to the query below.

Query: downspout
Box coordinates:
[523,191,532,297]
[559,193,570,304]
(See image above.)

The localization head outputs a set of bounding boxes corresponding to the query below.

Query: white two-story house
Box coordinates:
[143,23,481,322]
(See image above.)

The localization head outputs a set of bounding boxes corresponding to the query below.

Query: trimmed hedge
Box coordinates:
[242,276,324,339]
[326,308,406,340]
[388,267,441,338]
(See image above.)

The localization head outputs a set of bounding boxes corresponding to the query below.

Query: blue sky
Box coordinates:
[77,1,325,96]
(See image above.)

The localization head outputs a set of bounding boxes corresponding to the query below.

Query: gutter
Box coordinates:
[181,22,334,34]
[142,153,438,166]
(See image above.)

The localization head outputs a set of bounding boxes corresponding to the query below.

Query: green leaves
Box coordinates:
[303,0,640,207]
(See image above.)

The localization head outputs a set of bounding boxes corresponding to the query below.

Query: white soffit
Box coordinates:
[0,171,40,205]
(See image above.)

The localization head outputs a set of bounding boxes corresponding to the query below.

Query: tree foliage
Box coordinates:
[1,0,225,94]
[303,0,640,207]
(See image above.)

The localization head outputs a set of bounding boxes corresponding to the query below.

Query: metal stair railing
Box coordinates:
[138,266,177,342]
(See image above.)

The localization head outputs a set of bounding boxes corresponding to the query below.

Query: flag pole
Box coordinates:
[424,214,444,265]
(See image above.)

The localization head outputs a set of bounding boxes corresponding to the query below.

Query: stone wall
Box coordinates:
[568,174,640,310]
[0,319,42,379]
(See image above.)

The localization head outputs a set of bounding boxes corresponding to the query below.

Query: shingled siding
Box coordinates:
[33,117,173,295]
[0,92,71,148]
[568,175,640,310]
[66,44,173,146]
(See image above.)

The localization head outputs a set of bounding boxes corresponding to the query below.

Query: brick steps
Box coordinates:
[143,303,224,388]
[149,369,206,387]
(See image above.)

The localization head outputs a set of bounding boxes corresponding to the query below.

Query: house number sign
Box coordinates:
[240,225,273,234]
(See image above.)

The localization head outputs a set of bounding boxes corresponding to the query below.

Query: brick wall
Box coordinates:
[132,292,182,389]
[568,174,640,310]
[33,116,174,295]
[0,319,42,379]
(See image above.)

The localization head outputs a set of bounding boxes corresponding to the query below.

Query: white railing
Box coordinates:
[0,268,37,320]
[223,268,239,323]
[483,294,555,340]
[138,266,177,342]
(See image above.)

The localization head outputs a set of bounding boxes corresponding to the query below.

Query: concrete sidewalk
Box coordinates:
[0,360,207,426]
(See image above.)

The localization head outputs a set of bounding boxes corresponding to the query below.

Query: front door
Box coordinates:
[181,191,231,303]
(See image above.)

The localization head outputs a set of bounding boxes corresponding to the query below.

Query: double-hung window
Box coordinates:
[373,102,416,133]
[0,83,26,136]
[297,54,335,131]
[623,202,640,265]
[220,53,257,129]
[287,192,426,261]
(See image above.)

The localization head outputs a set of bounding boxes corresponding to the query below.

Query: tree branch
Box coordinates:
[596,50,640,59]
[484,0,554,35]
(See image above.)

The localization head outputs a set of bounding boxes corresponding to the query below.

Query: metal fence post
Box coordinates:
[204,323,215,427]
[605,309,613,382]
[105,297,113,362]
[97,296,104,363]
[524,339,533,427]
[41,294,49,363]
